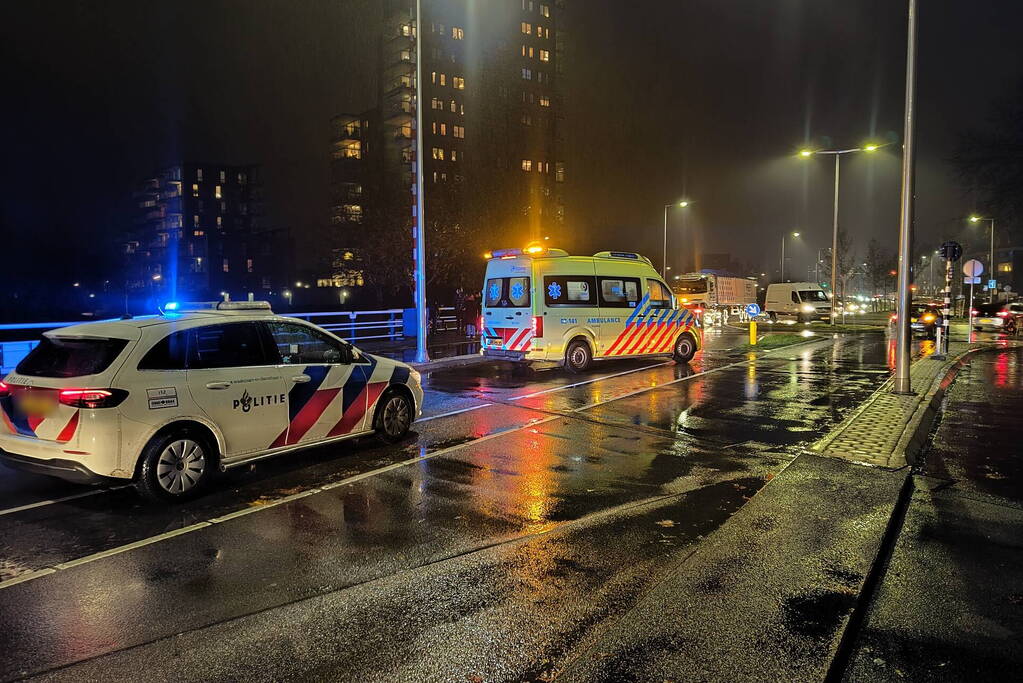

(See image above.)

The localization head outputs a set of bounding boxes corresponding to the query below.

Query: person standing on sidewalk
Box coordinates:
[453,286,466,336]
[464,292,480,338]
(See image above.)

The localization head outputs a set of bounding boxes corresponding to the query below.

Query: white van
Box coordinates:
[481,247,702,372]
[764,282,832,322]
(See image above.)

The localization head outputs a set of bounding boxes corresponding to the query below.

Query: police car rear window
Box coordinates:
[486,277,530,308]
[17,337,129,378]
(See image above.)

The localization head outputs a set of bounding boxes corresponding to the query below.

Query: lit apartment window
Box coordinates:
[193,230,204,237]
[196,168,204,182]
[192,183,199,197]
[453,76,465,89]
[439,123,447,136]
[522,44,527,57]
[441,172,448,181]
[450,99,457,112]
[451,150,458,161]
[540,95,551,107]
[452,27,464,39]
[521,114,532,125]
[998,262,1013,273]
[453,125,465,138]
[540,49,550,62]
[460,103,465,115]
[439,73,447,86]
[215,185,222,199]
[431,71,437,83]
[432,97,443,109]
[522,68,532,80]
[541,3,550,17]
[432,147,445,160]
[247,258,254,273]
[521,22,532,34]
[238,172,247,184]
[556,162,565,182]
[521,160,532,171]
[219,170,226,183]
[216,216,223,227]
[193,215,200,227]
[223,258,230,273]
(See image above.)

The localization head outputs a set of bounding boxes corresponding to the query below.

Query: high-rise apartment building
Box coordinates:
[325,0,565,292]
[125,163,287,300]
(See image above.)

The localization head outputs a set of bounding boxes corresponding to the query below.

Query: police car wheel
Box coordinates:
[136,429,215,503]
[376,391,413,443]
[564,340,592,373]
[672,334,697,363]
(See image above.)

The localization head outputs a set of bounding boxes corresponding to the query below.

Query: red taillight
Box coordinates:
[478,316,484,333]
[0,381,8,398]
[970,309,979,316]
[997,311,1009,318]
[532,315,543,338]
[890,314,897,322]
[58,388,128,409]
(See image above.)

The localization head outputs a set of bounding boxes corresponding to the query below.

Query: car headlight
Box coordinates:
[801,304,815,313]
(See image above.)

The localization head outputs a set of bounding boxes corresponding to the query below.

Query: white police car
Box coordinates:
[0,302,423,501]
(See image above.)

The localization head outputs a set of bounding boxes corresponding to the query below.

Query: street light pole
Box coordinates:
[413,0,429,363]
[780,231,799,281]
[893,0,918,394]
[831,153,840,324]
[662,200,689,278]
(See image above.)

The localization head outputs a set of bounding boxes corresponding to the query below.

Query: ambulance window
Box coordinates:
[485,278,504,307]
[508,277,531,307]
[598,277,641,308]
[544,276,596,306]
[646,279,674,309]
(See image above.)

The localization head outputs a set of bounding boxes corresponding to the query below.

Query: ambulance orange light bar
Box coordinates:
[524,245,545,254]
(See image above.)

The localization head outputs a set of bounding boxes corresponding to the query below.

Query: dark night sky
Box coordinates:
[3,0,1022,293]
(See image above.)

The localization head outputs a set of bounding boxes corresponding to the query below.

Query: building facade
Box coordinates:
[324,0,566,294]
[125,163,287,302]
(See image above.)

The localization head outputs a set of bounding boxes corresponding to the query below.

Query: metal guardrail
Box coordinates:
[0,308,409,373]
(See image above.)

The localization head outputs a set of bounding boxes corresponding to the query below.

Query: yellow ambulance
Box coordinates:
[481,247,702,372]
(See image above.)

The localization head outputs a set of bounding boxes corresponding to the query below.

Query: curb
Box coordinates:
[411,353,484,371]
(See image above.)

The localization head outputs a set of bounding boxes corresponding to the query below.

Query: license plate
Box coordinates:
[489,338,503,348]
[16,393,58,417]
[978,318,996,325]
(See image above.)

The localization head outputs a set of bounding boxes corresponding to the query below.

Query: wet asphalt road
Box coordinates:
[0,329,897,681]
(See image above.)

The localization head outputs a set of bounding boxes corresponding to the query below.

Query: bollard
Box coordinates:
[749,320,758,345]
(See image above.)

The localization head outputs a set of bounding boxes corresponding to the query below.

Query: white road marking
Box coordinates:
[0,336,832,590]
[0,485,131,517]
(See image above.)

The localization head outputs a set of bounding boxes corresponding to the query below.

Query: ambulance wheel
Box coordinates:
[672,333,698,364]
[135,427,216,503]
[564,340,592,373]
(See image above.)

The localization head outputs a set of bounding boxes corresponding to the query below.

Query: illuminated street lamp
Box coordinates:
[799,141,888,324]
[662,200,691,277]
[780,231,800,282]
[969,215,996,302]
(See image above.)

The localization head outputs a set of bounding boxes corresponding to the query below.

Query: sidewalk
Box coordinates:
[556,338,1022,682]
[843,346,1023,681]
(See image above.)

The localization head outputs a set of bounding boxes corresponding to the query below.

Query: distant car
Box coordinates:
[0,301,423,502]
[972,302,1023,334]
[890,303,943,338]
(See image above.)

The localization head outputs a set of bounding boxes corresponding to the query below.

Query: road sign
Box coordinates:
[963,259,984,277]
[964,276,980,285]
[940,241,962,261]
[744,303,761,317]
[988,279,997,290]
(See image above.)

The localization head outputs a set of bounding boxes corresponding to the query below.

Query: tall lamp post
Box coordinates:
[780,231,800,281]
[413,0,429,362]
[799,143,884,324]
[892,0,918,394]
[969,215,996,302]
[662,200,690,277]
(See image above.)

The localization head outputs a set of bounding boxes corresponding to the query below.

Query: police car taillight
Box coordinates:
[0,381,9,398]
[58,388,129,409]
[997,311,1010,318]
[532,316,543,338]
